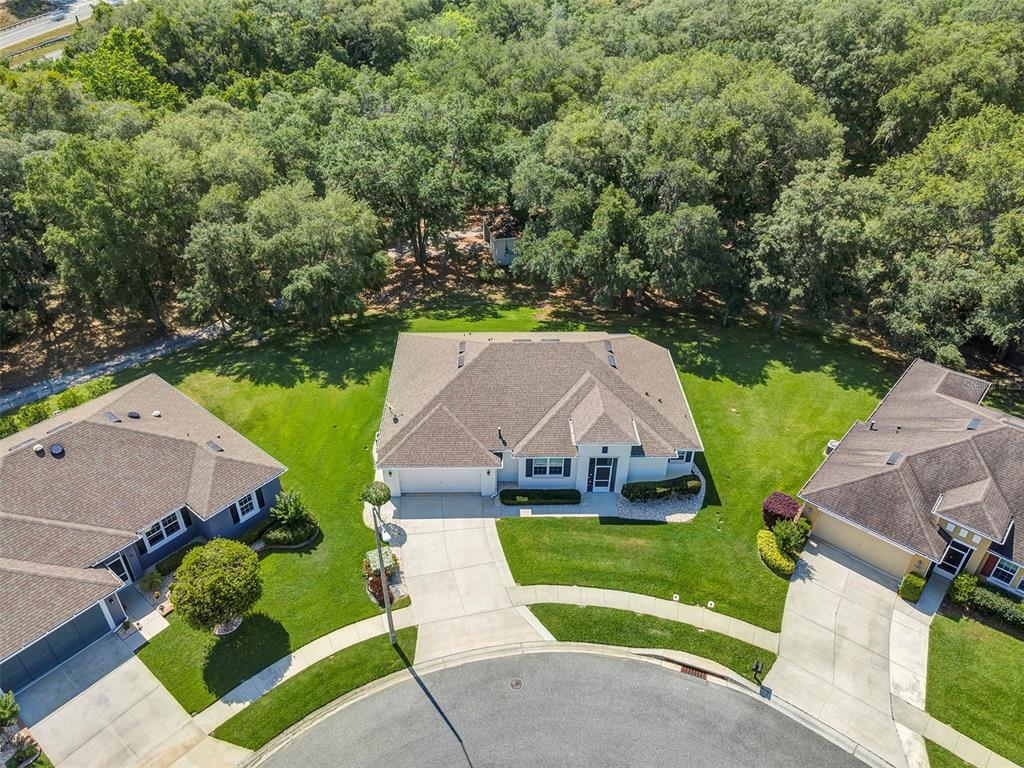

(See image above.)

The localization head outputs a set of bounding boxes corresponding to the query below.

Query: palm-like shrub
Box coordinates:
[171,539,262,632]
[264,489,318,546]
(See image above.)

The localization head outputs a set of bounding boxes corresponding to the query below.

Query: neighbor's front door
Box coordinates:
[589,457,616,492]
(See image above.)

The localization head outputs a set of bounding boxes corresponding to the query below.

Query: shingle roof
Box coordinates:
[0,374,286,660]
[800,359,1024,563]
[377,333,701,467]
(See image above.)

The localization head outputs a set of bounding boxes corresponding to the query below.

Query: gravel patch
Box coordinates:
[614,466,707,523]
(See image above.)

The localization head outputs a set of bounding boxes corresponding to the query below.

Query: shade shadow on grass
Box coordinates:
[201,613,291,704]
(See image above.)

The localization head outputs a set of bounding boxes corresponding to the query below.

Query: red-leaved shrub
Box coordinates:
[762,491,799,527]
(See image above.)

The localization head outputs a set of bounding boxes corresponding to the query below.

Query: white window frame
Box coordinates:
[991,558,1019,586]
[143,508,187,550]
[238,492,256,518]
[531,458,568,477]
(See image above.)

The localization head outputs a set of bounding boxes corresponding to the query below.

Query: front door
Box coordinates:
[936,540,973,576]
[103,553,134,583]
[588,457,617,492]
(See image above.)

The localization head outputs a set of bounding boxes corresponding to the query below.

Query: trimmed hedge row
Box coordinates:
[969,583,1024,630]
[499,488,581,505]
[899,572,927,603]
[620,473,701,502]
[757,529,796,578]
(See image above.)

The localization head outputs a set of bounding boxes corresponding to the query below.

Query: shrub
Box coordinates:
[363,546,397,579]
[361,481,392,512]
[154,540,202,576]
[0,415,17,438]
[762,491,800,527]
[10,731,37,761]
[949,572,977,605]
[171,539,262,631]
[757,529,796,578]
[771,521,805,559]
[620,474,701,502]
[366,572,393,606]
[969,584,1024,630]
[0,689,19,728]
[55,387,85,410]
[82,376,115,398]
[899,572,927,603]
[263,490,318,546]
[499,488,582,505]
[263,522,317,546]
[15,401,51,429]
[140,570,163,597]
[240,519,273,545]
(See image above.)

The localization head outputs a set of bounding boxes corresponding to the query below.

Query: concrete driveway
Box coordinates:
[763,539,907,768]
[17,634,201,768]
[386,495,546,662]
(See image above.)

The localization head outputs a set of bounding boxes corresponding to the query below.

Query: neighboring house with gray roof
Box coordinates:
[0,374,285,693]
[376,333,703,496]
[799,359,1024,595]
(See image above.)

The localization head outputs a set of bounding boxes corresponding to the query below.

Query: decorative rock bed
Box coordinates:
[213,616,243,636]
[613,466,708,523]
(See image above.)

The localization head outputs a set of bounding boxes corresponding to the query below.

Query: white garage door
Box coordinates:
[812,513,912,578]
[399,467,481,494]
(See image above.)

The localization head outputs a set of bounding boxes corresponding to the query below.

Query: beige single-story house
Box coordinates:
[0,375,285,692]
[375,332,703,496]
[799,359,1023,594]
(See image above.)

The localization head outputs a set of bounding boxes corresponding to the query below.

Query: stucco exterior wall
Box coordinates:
[935,515,994,575]
[517,457,578,489]
[626,457,670,482]
[806,505,920,578]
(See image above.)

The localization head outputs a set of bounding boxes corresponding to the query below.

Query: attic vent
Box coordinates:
[886,452,902,465]
[457,352,465,368]
[458,341,466,353]
[127,411,141,419]
[967,417,981,430]
[104,411,122,423]
[607,354,617,368]
[206,440,224,452]
[603,339,614,353]
[9,438,37,452]
[152,410,161,418]
[513,338,531,343]
[50,443,65,459]
[46,421,72,435]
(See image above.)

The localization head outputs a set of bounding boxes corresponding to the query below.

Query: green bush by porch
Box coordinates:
[927,610,1024,765]
[212,628,416,750]
[499,488,581,505]
[620,473,700,502]
[530,604,774,683]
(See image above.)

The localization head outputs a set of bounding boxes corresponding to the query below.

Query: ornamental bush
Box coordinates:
[757,529,796,578]
[771,520,805,559]
[968,584,1024,630]
[762,491,799,527]
[171,539,262,632]
[620,474,701,502]
[898,572,926,603]
[499,488,582,505]
[949,572,977,605]
[264,490,318,545]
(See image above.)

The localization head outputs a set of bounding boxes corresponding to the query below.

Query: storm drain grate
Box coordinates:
[678,664,707,680]
[509,677,523,691]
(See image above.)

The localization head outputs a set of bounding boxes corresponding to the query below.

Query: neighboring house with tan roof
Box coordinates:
[375,333,703,496]
[0,374,285,693]
[799,359,1024,594]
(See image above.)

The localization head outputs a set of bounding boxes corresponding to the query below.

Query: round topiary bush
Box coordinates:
[762,491,800,527]
[171,539,262,633]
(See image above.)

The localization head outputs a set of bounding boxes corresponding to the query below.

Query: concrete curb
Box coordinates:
[242,642,900,768]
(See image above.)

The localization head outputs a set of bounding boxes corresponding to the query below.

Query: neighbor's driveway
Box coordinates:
[16,634,202,768]
[386,495,546,662]
[763,539,907,768]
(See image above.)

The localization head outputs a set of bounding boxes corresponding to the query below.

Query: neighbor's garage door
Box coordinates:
[0,603,111,692]
[399,467,480,494]
[812,513,912,578]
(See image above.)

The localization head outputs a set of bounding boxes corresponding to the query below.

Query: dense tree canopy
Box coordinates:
[2,0,1023,366]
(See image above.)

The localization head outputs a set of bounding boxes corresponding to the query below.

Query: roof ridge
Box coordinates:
[378,402,499,467]
[0,556,120,586]
[0,510,137,538]
[518,372,599,452]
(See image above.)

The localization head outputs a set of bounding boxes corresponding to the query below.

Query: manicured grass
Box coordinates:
[499,313,892,631]
[530,604,774,683]
[925,740,973,768]
[134,303,544,711]
[927,610,1024,765]
[212,627,416,750]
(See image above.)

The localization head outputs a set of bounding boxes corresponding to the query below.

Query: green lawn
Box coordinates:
[531,604,774,683]
[212,628,416,750]
[927,610,1024,765]
[925,740,973,768]
[498,312,890,630]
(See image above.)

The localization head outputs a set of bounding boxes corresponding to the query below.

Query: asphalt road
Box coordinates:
[256,653,867,768]
[0,0,126,52]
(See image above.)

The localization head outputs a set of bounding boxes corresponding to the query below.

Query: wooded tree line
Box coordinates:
[2,0,1023,367]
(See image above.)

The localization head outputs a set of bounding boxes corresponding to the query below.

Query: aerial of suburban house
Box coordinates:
[800,359,1024,593]
[374,332,703,496]
[0,374,285,693]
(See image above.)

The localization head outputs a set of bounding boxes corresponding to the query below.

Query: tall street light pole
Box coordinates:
[372,505,396,645]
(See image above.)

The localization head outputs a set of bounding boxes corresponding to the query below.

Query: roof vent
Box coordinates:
[127,411,141,419]
[50,443,65,459]
[603,339,614,353]
[458,341,466,353]
[206,440,224,452]
[46,421,72,435]
[152,410,162,418]
[886,452,902,465]
[457,352,465,369]
[607,354,617,368]
[967,417,980,430]
[104,411,122,423]
[513,338,531,343]
[869,420,877,431]
[33,443,45,456]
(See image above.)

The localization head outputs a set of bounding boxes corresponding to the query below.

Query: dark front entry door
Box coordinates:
[937,540,973,576]
[587,457,617,492]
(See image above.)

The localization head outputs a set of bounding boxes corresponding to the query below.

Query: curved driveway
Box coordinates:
[254,652,866,768]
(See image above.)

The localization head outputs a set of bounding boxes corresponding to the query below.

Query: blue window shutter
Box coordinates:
[229,504,240,524]
[255,486,265,508]
[562,458,571,477]
[525,459,533,477]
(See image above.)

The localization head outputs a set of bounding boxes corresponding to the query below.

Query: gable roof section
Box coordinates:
[800,359,1024,563]
[377,333,701,466]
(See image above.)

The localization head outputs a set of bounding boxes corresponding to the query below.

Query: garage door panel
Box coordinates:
[812,513,911,578]
[2,605,111,691]
[400,468,480,494]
